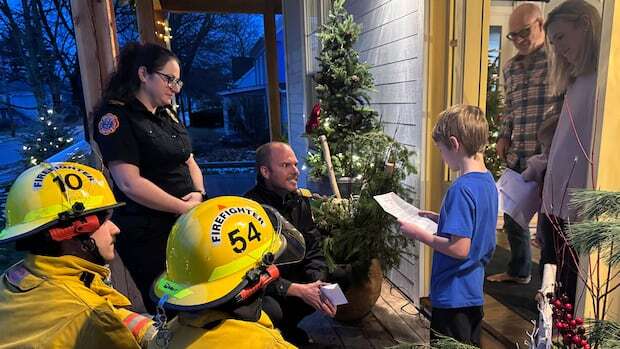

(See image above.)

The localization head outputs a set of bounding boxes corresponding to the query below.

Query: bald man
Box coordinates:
[487,4,563,285]
[245,142,336,346]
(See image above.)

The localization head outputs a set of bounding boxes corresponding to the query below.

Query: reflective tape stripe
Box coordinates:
[122,313,138,327]
[130,317,151,337]
[208,235,275,282]
[122,313,151,337]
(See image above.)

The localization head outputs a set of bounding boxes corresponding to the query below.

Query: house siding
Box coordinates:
[346,0,425,303]
[284,0,426,303]
[283,0,310,186]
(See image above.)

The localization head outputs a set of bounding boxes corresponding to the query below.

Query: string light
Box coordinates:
[156,20,173,42]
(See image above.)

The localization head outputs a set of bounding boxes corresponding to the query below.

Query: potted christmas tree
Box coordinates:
[306,0,416,321]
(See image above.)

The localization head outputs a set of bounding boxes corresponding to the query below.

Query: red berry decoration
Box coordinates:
[553,299,562,308]
[575,317,584,325]
[583,344,590,349]
[569,319,577,328]
[572,335,582,345]
[566,313,573,321]
[581,339,588,347]
[565,303,574,312]
[563,334,572,344]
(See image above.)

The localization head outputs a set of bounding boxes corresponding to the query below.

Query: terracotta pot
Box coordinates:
[335,258,382,322]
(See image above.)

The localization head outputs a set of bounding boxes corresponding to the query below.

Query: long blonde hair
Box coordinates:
[544,0,601,96]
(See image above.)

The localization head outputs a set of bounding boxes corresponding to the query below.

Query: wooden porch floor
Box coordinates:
[299,279,429,348]
[299,279,513,349]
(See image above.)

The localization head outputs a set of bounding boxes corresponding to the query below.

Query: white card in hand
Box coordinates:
[320,283,348,306]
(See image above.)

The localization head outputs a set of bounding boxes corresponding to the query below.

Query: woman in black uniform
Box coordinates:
[94,43,206,312]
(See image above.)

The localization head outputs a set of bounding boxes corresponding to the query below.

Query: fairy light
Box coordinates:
[156,20,173,42]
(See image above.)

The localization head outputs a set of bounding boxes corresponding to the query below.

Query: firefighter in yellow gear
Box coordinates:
[0,162,156,348]
[149,196,306,348]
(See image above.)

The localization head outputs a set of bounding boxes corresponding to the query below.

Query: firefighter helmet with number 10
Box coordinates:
[0,162,123,244]
[152,196,306,311]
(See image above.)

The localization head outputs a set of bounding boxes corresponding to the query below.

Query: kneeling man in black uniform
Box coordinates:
[245,142,336,345]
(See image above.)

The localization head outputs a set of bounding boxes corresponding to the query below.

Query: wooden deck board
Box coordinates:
[360,313,400,349]
[379,281,430,343]
[300,279,429,348]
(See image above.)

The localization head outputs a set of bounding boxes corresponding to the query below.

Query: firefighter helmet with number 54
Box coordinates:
[0,162,123,243]
[152,196,306,310]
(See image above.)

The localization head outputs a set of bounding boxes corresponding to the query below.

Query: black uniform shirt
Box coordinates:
[245,179,328,297]
[94,98,194,216]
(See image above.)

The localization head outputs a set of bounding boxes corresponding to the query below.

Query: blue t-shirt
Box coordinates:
[430,171,498,308]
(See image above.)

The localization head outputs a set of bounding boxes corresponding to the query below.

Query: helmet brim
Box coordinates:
[151,267,249,311]
[0,202,125,244]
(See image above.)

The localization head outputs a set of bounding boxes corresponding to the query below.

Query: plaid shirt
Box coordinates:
[499,47,563,172]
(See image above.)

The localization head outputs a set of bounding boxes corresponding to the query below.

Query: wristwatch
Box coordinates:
[194,190,208,201]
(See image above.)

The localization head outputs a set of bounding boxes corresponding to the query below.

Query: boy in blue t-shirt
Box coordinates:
[399,104,497,347]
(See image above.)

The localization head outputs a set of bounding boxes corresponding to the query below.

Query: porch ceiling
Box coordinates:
[159,0,282,14]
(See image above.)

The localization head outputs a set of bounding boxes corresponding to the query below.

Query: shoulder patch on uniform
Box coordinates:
[98,113,120,136]
[297,188,312,198]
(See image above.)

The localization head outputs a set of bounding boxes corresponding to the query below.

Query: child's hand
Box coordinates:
[418,210,439,223]
[398,219,430,242]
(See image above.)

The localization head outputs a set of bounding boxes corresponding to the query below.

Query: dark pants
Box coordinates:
[505,213,532,278]
[539,214,578,304]
[431,306,483,347]
[262,294,315,337]
[114,213,175,314]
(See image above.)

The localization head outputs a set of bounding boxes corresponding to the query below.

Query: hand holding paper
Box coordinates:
[320,283,348,306]
[373,192,438,234]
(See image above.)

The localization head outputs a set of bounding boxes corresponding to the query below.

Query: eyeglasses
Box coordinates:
[506,20,539,41]
[155,71,183,90]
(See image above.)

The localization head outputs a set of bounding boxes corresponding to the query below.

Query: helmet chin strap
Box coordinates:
[49,214,106,265]
[49,215,101,241]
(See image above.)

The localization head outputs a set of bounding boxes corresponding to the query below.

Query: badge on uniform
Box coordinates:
[98,113,120,136]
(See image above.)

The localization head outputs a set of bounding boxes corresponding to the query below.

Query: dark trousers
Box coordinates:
[539,214,579,304]
[114,214,174,314]
[262,294,315,336]
[431,306,483,348]
[505,213,532,278]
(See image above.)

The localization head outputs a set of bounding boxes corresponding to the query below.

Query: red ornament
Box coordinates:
[305,103,321,134]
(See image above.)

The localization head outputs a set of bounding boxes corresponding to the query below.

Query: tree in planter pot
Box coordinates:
[305,0,417,321]
[306,0,381,188]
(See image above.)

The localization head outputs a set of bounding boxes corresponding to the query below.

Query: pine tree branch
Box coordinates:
[570,189,620,220]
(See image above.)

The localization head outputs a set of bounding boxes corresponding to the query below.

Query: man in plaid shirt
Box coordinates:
[487,4,562,285]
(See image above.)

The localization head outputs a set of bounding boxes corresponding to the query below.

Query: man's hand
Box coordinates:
[287,281,337,317]
[496,137,511,160]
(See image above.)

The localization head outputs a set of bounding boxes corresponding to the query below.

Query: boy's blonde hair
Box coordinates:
[544,0,601,96]
[432,104,488,157]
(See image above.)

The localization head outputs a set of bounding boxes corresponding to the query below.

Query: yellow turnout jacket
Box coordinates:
[149,310,296,349]
[0,254,155,348]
